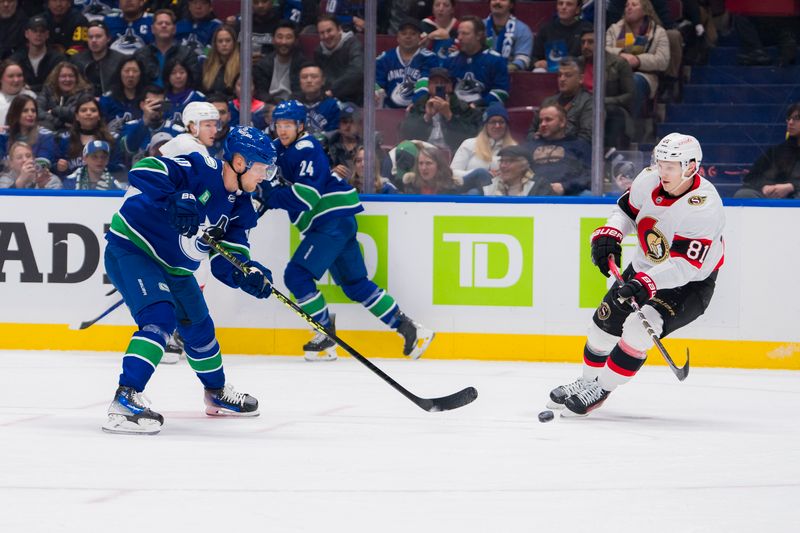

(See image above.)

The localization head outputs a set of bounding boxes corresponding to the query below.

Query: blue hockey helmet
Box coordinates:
[223,126,277,170]
[272,99,307,125]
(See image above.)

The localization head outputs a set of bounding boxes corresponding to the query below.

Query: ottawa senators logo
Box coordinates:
[637,216,669,264]
[597,302,611,321]
[687,195,707,206]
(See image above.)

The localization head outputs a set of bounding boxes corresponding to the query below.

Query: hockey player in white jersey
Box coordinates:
[549,133,725,415]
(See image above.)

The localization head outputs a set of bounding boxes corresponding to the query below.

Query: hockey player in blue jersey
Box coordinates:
[102,126,277,435]
[260,100,435,362]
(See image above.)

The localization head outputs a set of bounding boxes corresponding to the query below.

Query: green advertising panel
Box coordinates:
[433,216,533,306]
[579,218,637,308]
[289,215,388,303]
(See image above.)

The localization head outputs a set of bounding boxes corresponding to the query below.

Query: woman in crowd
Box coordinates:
[202,25,240,97]
[480,145,545,196]
[99,57,147,133]
[402,144,460,195]
[0,60,36,126]
[55,94,120,178]
[0,141,61,189]
[420,0,459,59]
[0,95,57,166]
[350,145,399,194]
[451,103,517,194]
[164,56,206,123]
[37,61,95,134]
[605,0,670,118]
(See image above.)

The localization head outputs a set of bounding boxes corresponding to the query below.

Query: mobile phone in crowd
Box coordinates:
[435,85,446,99]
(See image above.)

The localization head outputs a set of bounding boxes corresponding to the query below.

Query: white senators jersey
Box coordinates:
[605,167,725,291]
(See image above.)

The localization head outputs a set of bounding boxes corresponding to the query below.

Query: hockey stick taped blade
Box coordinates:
[418,386,478,412]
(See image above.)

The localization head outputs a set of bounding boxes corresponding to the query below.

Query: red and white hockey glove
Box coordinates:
[615,272,657,309]
[591,226,623,277]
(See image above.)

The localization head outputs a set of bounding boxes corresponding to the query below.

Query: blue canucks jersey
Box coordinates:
[104,12,154,49]
[268,133,363,233]
[442,49,510,106]
[107,153,258,278]
[176,17,222,49]
[375,47,438,108]
[303,97,340,135]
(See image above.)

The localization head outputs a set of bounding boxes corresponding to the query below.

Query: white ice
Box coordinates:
[1,350,798,533]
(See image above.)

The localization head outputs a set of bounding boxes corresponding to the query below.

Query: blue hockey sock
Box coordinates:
[119,330,166,392]
[185,337,225,390]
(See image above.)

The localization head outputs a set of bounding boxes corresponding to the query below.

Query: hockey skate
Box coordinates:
[396,312,435,360]
[547,377,595,409]
[102,385,164,435]
[564,380,611,416]
[303,314,337,361]
[204,384,259,416]
[161,331,184,365]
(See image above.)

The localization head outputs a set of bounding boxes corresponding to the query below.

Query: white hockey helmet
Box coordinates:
[652,133,702,180]
[182,102,220,137]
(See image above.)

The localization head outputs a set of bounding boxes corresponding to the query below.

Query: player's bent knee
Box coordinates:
[135,302,176,344]
[178,314,216,348]
[284,261,317,297]
[587,322,619,354]
[621,305,663,352]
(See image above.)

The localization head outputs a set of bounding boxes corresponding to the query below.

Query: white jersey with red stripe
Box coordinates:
[605,166,725,291]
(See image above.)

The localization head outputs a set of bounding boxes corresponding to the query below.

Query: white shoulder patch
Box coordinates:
[295,139,314,151]
[203,155,218,169]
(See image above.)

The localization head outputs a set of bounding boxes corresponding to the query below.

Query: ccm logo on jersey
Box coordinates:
[687,195,707,206]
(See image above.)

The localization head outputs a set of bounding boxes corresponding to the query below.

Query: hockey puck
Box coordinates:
[538,410,555,423]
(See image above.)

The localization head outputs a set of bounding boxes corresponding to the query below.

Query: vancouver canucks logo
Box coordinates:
[637,216,669,264]
[390,77,416,107]
[179,215,229,261]
[454,72,485,104]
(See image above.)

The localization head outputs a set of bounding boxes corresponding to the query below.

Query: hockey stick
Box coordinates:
[74,298,124,330]
[608,257,690,381]
[200,231,478,412]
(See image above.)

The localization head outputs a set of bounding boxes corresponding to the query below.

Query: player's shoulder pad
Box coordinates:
[294,138,315,151]
[131,156,169,174]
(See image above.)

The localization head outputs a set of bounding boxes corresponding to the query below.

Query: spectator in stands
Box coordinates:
[401,144,461,194]
[388,0,433,35]
[531,0,592,72]
[0,0,28,61]
[227,0,282,60]
[295,61,340,138]
[401,66,483,152]
[176,0,222,54]
[527,103,591,195]
[56,93,119,178]
[206,92,230,157]
[451,102,517,193]
[118,84,183,163]
[0,141,61,189]
[328,102,363,180]
[580,29,634,148]
[323,0,391,34]
[11,16,67,93]
[314,14,364,105]
[483,0,533,72]
[201,25,239,97]
[606,0,670,119]
[253,20,305,105]
[63,139,125,189]
[479,144,546,196]
[228,73,269,131]
[0,59,35,126]
[350,145,399,194]
[37,61,94,134]
[163,56,205,122]
[99,56,147,132]
[43,0,89,55]
[735,103,800,199]
[135,9,200,89]
[375,18,437,109]
[527,57,592,143]
[0,94,58,165]
[104,0,153,55]
[441,15,509,106]
[420,0,458,60]
[70,20,126,97]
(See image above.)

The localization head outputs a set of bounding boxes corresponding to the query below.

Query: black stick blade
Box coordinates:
[675,349,690,381]
[416,386,478,412]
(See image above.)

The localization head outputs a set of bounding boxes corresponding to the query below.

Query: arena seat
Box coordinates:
[212,0,239,20]
[299,34,320,59]
[456,1,556,32]
[376,108,408,147]
[506,72,558,108]
[507,106,537,142]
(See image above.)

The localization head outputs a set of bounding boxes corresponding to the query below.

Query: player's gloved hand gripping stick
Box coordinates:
[200,230,479,412]
[608,256,690,381]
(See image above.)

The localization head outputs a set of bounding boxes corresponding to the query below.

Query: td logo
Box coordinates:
[290,215,388,303]
[433,216,533,306]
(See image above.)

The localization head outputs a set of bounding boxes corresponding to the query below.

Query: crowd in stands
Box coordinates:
[0,0,797,198]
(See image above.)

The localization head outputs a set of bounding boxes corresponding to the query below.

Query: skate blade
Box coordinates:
[205,407,260,417]
[102,415,162,435]
[304,347,338,362]
[560,409,588,418]
[408,329,435,360]
[546,400,566,410]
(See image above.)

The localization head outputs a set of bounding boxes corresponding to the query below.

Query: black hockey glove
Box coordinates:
[614,272,657,310]
[590,226,623,277]
[167,191,200,237]
[232,260,273,300]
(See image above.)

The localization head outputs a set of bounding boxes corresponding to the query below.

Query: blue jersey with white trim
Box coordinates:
[441,48,510,105]
[376,47,438,108]
[106,152,258,277]
[268,133,363,233]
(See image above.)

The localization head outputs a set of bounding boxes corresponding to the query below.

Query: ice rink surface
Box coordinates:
[1,350,798,533]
